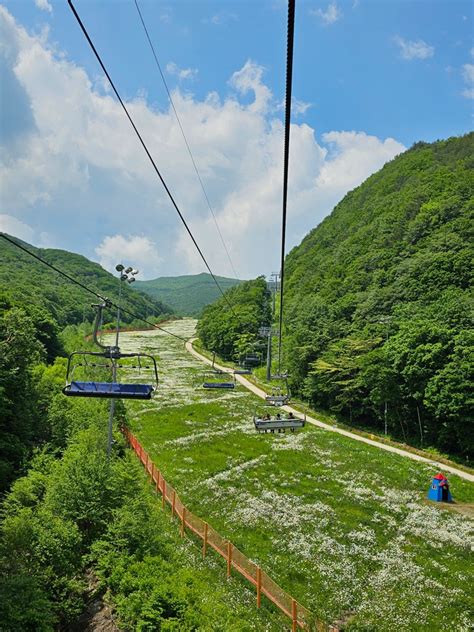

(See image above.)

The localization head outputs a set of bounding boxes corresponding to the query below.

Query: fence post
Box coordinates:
[292,599,297,632]
[156,470,161,494]
[256,567,261,608]
[162,479,166,510]
[203,523,208,558]
[227,542,232,578]
[172,490,176,518]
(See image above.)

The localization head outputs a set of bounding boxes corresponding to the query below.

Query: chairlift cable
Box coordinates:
[277,0,295,375]
[134,0,240,282]
[0,234,187,342]
[67,0,239,319]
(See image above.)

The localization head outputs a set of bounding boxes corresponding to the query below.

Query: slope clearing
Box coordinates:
[113,321,474,632]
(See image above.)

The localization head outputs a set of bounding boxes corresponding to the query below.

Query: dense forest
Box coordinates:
[197,277,272,361]
[136,272,242,316]
[0,236,171,491]
[0,324,269,630]
[0,243,274,630]
[0,235,171,328]
[283,133,473,457]
[198,134,473,459]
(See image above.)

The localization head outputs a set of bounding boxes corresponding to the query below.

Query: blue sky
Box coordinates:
[1,1,472,279]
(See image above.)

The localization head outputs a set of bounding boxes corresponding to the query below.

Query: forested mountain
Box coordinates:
[282,133,473,457]
[136,272,242,316]
[0,235,171,329]
[197,277,271,360]
[0,235,170,491]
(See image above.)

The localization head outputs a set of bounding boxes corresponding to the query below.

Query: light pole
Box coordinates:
[106,263,139,459]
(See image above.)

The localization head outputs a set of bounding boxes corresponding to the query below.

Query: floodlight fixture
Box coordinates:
[120,273,128,281]
[132,269,139,275]
[125,267,133,274]
[128,277,136,284]
[116,264,125,272]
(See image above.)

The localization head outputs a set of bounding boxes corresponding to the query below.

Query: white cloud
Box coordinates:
[229,60,272,114]
[0,6,405,280]
[293,100,311,115]
[34,0,52,13]
[394,36,434,60]
[95,235,162,279]
[311,2,342,25]
[166,62,198,81]
[202,12,238,26]
[462,63,474,83]
[461,63,474,99]
[160,8,172,24]
[0,214,35,242]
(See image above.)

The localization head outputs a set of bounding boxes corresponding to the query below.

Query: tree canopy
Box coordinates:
[282,133,473,457]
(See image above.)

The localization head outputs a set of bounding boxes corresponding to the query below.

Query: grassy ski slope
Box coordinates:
[110,320,474,631]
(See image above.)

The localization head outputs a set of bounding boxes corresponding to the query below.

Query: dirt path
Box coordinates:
[186,339,474,483]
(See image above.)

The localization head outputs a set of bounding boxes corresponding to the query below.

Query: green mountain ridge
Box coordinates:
[282,132,473,456]
[0,234,171,328]
[135,272,242,316]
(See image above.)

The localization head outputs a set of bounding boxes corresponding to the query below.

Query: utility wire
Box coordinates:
[277,0,295,375]
[0,233,188,342]
[67,0,238,318]
[134,0,239,282]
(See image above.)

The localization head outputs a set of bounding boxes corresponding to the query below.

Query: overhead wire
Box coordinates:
[0,233,188,343]
[67,0,239,319]
[133,0,240,282]
[277,0,296,375]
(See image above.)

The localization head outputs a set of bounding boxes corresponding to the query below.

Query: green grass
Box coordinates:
[111,454,290,631]
[113,321,474,632]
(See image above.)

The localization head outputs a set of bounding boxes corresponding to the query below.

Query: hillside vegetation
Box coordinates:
[283,133,473,457]
[0,235,170,490]
[120,323,474,631]
[197,277,271,361]
[0,235,171,329]
[0,279,282,629]
[136,272,242,316]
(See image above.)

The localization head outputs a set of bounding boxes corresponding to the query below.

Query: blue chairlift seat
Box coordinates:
[63,381,154,400]
[234,369,251,375]
[202,381,235,389]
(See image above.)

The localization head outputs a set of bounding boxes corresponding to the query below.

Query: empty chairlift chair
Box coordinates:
[202,372,235,389]
[63,350,158,399]
[63,301,158,400]
[201,351,235,389]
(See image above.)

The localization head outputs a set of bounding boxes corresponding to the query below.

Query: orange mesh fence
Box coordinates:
[122,428,333,631]
[185,509,205,538]
[174,493,184,520]
[163,480,174,506]
[232,545,258,586]
[206,523,228,559]
[261,570,293,618]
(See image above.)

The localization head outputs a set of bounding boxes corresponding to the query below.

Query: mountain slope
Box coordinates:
[283,133,473,456]
[135,273,242,316]
[0,235,170,327]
